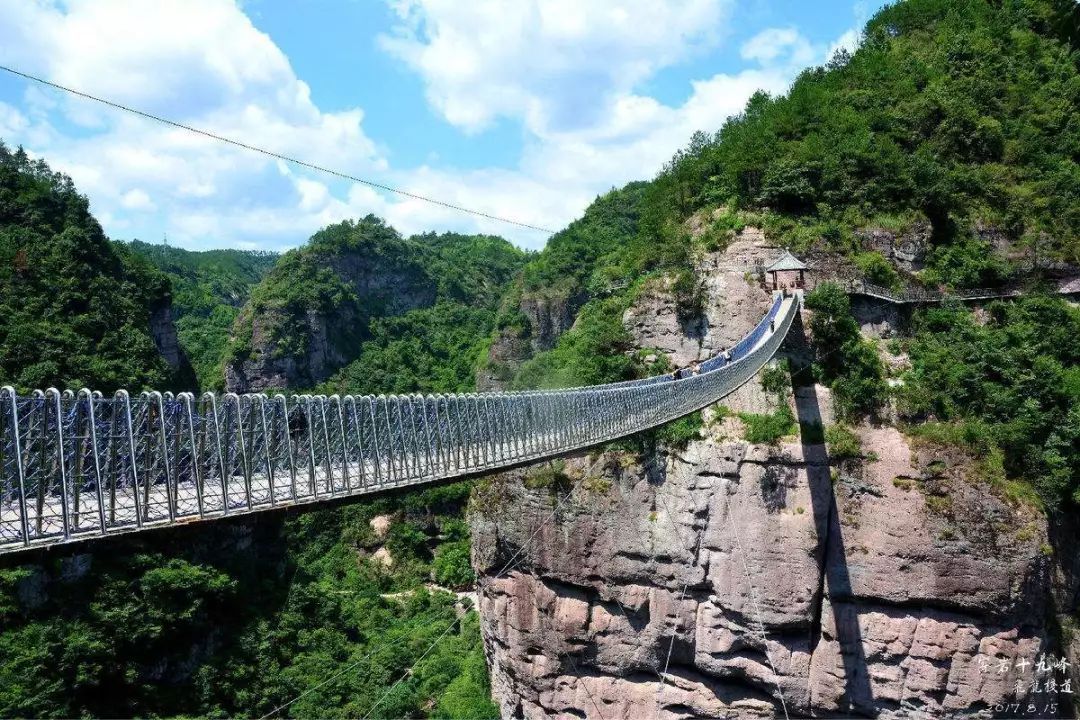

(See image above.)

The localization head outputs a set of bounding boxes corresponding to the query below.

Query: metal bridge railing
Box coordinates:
[0,295,799,554]
[844,279,1025,303]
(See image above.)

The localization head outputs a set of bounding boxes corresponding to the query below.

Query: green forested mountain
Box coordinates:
[1,0,1079,717]
[519,181,649,298]
[0,144,188,392]
[493,0,1080,515]
[0,161,501,718]
[125,240,277,390]
[497,0,1080,389]
[326,230,531,396]
[226,216,528,393]
[645,0,1080,286]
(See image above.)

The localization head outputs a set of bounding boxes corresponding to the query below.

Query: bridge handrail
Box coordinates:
[0,296,799,553]
[844,278,1028,303]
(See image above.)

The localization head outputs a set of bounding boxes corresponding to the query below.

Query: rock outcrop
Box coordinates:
[522,291,585,353]
[856,221,931,273]
[623,234,777,370]
[471,234,1067,718]
[224,240,436,392]
[149,298,197,387]
[472,405,1057,719]
[477,289,587,391]
[149,302,185,372]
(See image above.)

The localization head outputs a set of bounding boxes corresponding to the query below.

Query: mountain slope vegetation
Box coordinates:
[0,143,189,393]
[225,218,528,392]
[126,240,277,390]
[645,0,1080,285]
[0,158,502,718]
[323,231,530,396]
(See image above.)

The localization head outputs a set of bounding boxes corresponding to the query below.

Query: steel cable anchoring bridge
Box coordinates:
[0,294,799,555]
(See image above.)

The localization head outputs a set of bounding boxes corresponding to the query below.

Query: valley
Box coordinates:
[1,0,1079,717]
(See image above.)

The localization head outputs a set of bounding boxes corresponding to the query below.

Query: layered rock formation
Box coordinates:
[471,236,1067,718]
[472,415,1057,718]
[224,253,434,392]
[623,236,774,369]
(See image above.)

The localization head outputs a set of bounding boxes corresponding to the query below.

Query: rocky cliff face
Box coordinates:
[472,425,1054,718]
[522,291,584,353]
[477,289,586,392]
[470,236,1069,718]
[623,235,775,369]
[148,298,198,388]
[224,250,436,393]
[856,222,931,273]
[148,301,188,373]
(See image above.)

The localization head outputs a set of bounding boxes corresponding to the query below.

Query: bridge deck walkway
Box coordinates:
[0,295,799,555]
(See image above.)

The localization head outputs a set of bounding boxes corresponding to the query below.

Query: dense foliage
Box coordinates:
[645,0,1080,284]
[0,149,512,718]
[323,302,496,396]
[804,283,889,419]
[520,182,650,298]
[900,295,1080,510]
[229,218,527,391]
[512,294,641,389]
[126,240,277,390]
[0,484,496,719]
[0,144,187,392]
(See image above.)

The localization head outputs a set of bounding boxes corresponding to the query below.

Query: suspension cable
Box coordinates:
[360,481,579,719]
[651,492,699,719]
[731,513,791,720]
[0,64,556,235]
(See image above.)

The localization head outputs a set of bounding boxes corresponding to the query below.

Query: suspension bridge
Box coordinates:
[0,293,800,555]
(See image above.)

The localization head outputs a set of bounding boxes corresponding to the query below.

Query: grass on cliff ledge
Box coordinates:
[739,406,798,445]
[907,421,1046,511]
[900,296,1080,513]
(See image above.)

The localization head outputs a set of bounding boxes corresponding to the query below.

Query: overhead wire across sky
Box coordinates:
[0,64,557,235]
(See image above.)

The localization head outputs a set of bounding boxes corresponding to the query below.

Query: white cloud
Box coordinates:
[826,1,870,64]
[372,6,822,247]
[0,0,386,250]
[826,28,862,62]
[0,0,859,252]
[120,188,155,211]
[380,0,733,135]
[741,27,816,66]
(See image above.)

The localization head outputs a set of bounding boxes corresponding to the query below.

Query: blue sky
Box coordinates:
[0,0,885,251]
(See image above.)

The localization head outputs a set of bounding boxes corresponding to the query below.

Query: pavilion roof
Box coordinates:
[765,250,808,272]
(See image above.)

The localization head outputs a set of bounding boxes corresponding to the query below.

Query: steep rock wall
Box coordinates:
[149,299,197,388]
[471,421,1054,718]
[622,234,776,370]
[224,255,435,392]
[471,236,1065,717]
